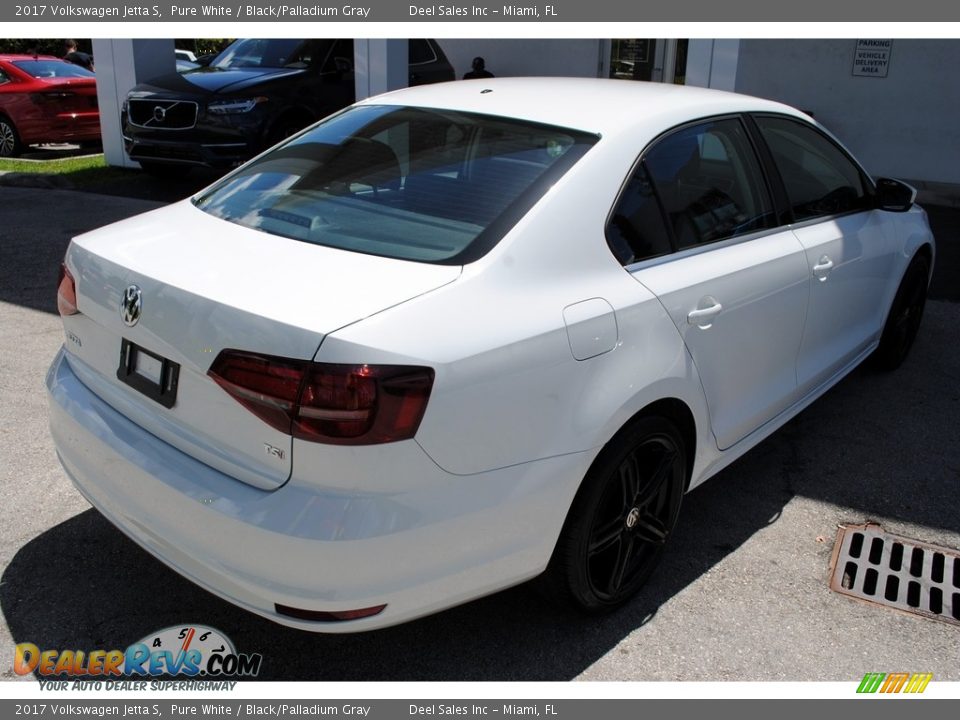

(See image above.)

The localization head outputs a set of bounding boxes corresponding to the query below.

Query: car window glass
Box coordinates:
[0,69,9,84]
[211,39,314,70]
[642,118,774,251]
[409,40,437,65]
[193,105,597,264]
[322,39,353,74]
[607,163,673,265]
[12,60,94,79]
[755,115,869,221]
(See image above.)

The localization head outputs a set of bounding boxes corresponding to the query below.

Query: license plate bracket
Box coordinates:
[117,338,180,409]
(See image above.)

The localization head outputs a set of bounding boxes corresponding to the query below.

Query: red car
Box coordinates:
[0,54,101,157]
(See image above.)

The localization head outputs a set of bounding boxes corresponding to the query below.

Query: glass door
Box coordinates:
[609,39,688,84]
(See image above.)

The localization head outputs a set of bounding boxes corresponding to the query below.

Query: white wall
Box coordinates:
[439,39,603,80]
[686,39,740,91]
[355,39,408,101]
[734,39,960,185]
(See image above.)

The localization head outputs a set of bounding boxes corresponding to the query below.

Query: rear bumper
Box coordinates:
[46,348,589,632]
[23,114,101,145]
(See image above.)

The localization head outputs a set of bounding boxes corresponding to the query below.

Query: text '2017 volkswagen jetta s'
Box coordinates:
[49,78,934,631]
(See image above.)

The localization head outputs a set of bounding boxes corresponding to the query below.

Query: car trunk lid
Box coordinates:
[35,77,98,113]
[62,200,460,490]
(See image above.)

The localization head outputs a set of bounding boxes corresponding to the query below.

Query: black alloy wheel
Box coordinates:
[873,254,930,371]
[546,416,686,612]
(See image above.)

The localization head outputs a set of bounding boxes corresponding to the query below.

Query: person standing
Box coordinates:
[463,57,494,80]
[63,40,95,72]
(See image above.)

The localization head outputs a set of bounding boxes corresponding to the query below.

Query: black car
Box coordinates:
[122,38,455,174]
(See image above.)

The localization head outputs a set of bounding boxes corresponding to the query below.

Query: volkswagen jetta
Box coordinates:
[48,78,935,631]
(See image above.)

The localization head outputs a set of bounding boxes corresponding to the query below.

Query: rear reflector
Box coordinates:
[275,603,387,622]
[57,263,78,316]
[208,350,434,445]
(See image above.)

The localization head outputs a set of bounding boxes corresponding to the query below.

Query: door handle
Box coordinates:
[813,255,834,281]
[687,299,723,328]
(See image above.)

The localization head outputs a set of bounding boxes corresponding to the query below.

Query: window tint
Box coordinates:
[12,60,93,79]
[607,163,673,265]
[322,39,352,74]
[194,105,596,264]
[755,115,870,221]
[212,39,319,70]
[409,40,437,65]
[609,117,774,264]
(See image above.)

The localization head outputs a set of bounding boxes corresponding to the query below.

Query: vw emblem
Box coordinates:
[120,285,142,327]
[153,105,167,122]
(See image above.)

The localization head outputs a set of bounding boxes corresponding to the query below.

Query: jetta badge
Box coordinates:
[120,285,142,327]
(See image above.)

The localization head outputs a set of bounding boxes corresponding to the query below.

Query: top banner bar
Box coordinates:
[5,0,960,23]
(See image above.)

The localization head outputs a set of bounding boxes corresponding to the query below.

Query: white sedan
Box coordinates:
[48,78,934,631]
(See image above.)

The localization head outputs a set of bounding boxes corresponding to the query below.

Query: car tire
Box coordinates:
[872,254,930,371]
[544,416,686,613]
[0,116,23,158]
[139,161,189,179]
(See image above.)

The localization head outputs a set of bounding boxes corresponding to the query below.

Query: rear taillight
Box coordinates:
[57,263,78,316]
[208,350,434,445]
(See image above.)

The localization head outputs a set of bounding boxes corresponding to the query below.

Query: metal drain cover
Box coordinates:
[829,523,960,626]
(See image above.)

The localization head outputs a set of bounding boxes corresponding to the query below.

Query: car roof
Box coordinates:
[362,77,808,136]
[0,54,64,62]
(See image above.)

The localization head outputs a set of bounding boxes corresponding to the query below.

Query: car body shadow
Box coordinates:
[2,445,792,681]
[3,321,957,680]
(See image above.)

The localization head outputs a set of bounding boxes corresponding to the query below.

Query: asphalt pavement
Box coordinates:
[1,185,958,682]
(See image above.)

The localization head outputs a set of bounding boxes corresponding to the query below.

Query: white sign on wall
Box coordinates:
[853,39,892,77]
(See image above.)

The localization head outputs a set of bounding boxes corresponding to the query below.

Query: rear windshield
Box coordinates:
[192,105,597,264]
[13,60,94,79]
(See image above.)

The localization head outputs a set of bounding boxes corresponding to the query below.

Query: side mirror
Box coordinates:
[876,177,916,212]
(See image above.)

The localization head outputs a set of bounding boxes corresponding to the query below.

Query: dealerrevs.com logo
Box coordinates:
[14,625,262,681]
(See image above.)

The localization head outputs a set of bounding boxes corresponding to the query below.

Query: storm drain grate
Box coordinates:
[829,523,960,627]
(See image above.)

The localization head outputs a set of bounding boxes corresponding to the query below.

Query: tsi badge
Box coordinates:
[14,624,262,680]
[120,284,142,327]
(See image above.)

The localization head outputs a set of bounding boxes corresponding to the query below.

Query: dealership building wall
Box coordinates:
[442,39,604,79]
[447,38,958,193]
[733,39,960,188]
[95,38,959,195]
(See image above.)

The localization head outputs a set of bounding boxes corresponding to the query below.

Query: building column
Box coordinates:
[92,39,175,168]
[353,39,408,102]
[686,39,741,91]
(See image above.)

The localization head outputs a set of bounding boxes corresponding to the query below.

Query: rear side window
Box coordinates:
[194,105,596,264]
[12,60,93,79]
[755,115,871,221]
[607,163,673,265]
[608,117,774,264]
